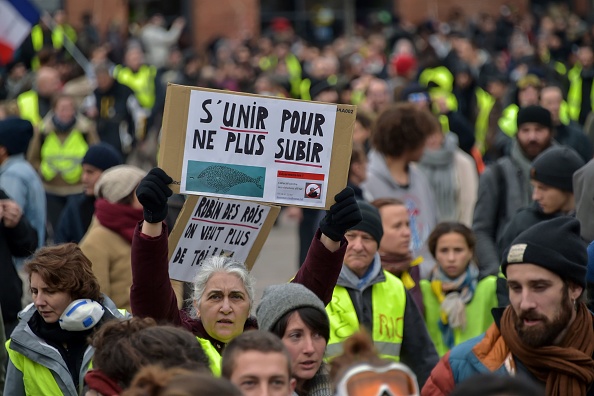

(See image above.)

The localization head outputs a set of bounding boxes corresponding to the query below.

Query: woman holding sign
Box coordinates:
[130,168,361,374]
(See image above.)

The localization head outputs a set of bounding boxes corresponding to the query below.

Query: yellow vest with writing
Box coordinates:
[113,64,156,109]
[40,130,88,183]
[196,337,221,376]
[326,271,406,361]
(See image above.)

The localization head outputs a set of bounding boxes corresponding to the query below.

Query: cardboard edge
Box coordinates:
[167,195,199,262]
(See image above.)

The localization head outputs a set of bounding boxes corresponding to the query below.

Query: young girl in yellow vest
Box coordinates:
[421,222,498,356]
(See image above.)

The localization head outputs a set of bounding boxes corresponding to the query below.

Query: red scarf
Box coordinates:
[94,198,143,243]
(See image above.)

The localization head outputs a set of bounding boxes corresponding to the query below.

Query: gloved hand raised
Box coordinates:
[136,168,173,223]
[319,187,362,242]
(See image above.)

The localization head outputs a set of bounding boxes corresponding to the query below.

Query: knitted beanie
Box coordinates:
[501,217,587,288]
[94,165,146,203]
[530,147,585,192]
[348,201,383,245]
[82,143,123,171]
[0,117,33,155]
[516,105,552,129]
[256,283,327,333]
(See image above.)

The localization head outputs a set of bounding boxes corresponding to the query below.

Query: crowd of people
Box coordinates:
[0,2,594,395]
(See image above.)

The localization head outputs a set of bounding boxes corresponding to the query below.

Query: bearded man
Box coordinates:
[422,217,594,396]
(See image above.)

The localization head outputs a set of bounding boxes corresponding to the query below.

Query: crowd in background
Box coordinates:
[0,2,594,396]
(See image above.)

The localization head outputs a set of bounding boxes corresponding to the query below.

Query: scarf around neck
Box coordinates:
[500,303,594,396]
[418,135,457,221]
[94,198,143,243]
[510,139,538,201]
[430,263,478,348]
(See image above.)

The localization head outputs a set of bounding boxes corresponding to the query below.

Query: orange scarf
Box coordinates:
[500,304,594,396]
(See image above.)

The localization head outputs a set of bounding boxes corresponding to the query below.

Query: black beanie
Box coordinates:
[530,147,585,192]
[516,105,552,130]
[501,217,587,288]
[0,117,33,155]
[82,143,123,171]
[348,201,383,245]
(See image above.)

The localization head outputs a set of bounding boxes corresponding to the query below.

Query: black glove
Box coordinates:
[319,187,362,242]
[136,167,173,223]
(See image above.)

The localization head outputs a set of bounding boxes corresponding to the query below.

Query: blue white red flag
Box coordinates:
[0,0,40,64]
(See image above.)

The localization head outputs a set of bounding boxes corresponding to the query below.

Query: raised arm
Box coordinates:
[130,168,183,324]
[292,187,362,305]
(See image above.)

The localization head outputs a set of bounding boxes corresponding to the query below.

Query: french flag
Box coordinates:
[0,0,40,64]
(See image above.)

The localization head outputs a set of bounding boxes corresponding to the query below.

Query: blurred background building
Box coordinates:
[29,0,592,51]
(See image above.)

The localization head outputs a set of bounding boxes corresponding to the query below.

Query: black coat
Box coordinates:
[0,194,38,330]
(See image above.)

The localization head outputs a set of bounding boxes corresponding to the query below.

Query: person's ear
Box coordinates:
[569,283,583,302]
[289,377,297,394]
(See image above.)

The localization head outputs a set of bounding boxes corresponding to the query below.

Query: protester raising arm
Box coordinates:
[130,167,361,328]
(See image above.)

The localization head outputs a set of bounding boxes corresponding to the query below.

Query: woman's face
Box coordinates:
[30,272,73,324]
[378,204,411,257]
[281,312,327,383]
[435,232,473,278]
[197,272,251,343]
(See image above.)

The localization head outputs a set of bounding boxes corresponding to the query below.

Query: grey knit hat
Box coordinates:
[256,283,327,332]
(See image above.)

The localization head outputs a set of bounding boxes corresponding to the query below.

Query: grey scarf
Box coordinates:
[510,139,535,202]
[418,136,457,221]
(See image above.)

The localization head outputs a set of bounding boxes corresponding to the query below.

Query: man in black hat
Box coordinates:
[424,217,594,395]
[325,201,438,387]
[498,146,585,256]
[473,105,554,278]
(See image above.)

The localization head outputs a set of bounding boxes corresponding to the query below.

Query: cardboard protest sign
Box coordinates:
[159,85,356,209]
[168,195,280,281]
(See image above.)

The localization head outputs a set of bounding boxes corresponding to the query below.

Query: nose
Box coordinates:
[350,236,364,251]
[447,251,456,262]
[302,335,315,354]
[220,297,232,314]
[519,290,537,312]
[34,293,46,307]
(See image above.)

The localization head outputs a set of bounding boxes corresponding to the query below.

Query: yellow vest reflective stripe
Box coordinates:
[326,271,406,361]
[498,103,519,137]
[113,65,156,109]
[419,276,498,356]
[475,88,496,154]
[6,339,74,395]
[196,337,221,376]
[40,130,88,183]
[17,91,41,127]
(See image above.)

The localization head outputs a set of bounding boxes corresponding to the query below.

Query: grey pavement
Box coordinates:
[250,215,300,306]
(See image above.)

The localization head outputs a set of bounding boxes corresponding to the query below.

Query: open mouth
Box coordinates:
[217,319,233,324]
[299,360,317,369]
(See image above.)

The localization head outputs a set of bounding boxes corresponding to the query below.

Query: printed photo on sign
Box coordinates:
[186,161,265,198]
[168,196,280,281]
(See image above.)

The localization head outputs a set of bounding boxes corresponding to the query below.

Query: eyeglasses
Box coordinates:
[335,362,420,396]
